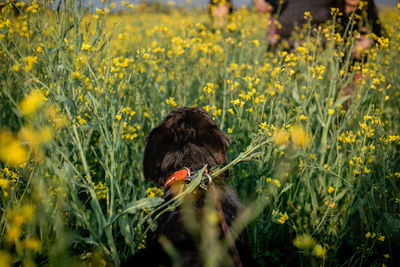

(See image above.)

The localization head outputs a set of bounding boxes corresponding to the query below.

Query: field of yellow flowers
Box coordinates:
[0,1,400,266]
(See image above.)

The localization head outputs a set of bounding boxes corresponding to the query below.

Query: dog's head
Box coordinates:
[143,107,230,183]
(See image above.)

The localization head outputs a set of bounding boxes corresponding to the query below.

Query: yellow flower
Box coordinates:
[23,260,36,267]
[92,181,108,199]
[81,43,92,51]
[0,141,28,166]
[22,238,42,251]
[165,97,177,107]
[291,125,311,148]
[137,243,146,250]
[23,56,38,72]
[146,186,164,198]
[252,40,260,47]
[313,244,326,258]
[38,127,53,143]
[7,225,21,242]
[328,186,335,194]
[19,90,45,116]
[293,234,316,249]
[12,64,20,72]
[23,205,36,222]
[258,122,267,130]
[0,251,12,267]
[364,166,371,174]
[328,109,335,115]
[273,128,290,146]
[20,127,38,148]
[95,8,109,15]
[277,212,289,224]
[299,115,307,121]
[0,178,10,189]
[0,132,28,167]
[77,115,87,126]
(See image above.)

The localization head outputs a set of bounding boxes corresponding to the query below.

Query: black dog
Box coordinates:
[125,107,255,266]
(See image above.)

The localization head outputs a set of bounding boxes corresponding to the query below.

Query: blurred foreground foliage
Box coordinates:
[0,1,399,266]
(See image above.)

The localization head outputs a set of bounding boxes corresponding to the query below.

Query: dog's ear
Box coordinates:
[143,125,175,181]
[191,108,230,164]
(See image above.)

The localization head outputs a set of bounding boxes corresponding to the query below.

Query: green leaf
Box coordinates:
[118,216,133,244]
[292,83,300,104]
[384,213,400,234]
[58,95,77,115]
[279,183,293,196]
[123,197,164,215]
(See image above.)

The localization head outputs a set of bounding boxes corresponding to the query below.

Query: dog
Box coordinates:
[124,107,255,267]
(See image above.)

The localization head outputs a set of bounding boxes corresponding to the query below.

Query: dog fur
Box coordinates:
[124,107,255,267]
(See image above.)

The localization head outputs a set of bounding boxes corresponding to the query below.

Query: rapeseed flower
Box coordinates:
[258,122,267,130]
[6,225,21,242]
[272,128,290,146]
[313,244,326,258]
[290,125,311,148]
[77,115,87,126]
[23,56,38,72]
[19,90,45,116]
[0,178,9,189]
[38,127,53,143]
[328,186,335,194]
[0,251,12,267]
[12,64,20,72]
[293,234,316,249]
[91,181,107,199]
[22,238,42,252]
[165,97,177,107]
[146,186,163,198]
[277,212,289,224]
[0,132,28,167]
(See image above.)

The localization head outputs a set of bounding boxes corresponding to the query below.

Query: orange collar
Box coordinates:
[163,167,209,191]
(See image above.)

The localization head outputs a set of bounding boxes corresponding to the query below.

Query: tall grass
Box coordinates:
[0,1,399,266]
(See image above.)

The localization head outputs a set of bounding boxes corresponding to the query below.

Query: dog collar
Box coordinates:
[163,166,209,191]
